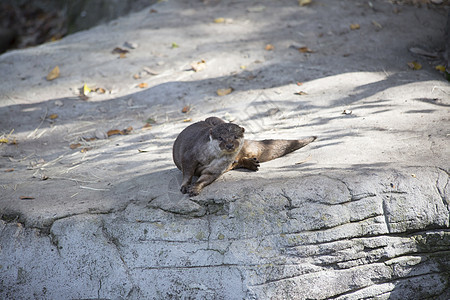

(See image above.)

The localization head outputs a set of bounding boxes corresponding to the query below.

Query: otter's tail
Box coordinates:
[247,137,317,163]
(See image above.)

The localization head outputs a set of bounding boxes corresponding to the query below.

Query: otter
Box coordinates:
[173,117,316,196]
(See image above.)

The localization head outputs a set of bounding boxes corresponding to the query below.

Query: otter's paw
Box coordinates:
[180,185,189,194]
[188,188,200,197]
[244,157,260,171]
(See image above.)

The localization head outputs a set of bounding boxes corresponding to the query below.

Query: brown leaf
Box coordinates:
[4,168,14,172]
[142,123,152,130]
[299,47,314,53]
[265,44,274,51]
[107,129,123,137]
[20,196,35,200]
[133,74,140,79]
[294,91,308,95]
[46,66,60,81]
[217,88,233,96]
[112,47,129,54]
[95,88,106,94]
[181,105,191,113]
[123,126,133,134]
[70,143,81,149]
[107,127,133,137]
[138,82,148,88]
[49,114,58,120]
[350,24,360,30]
[296,82,303,86]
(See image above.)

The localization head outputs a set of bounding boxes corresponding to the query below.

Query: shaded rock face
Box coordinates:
[1,168,449,299]
[0,0,156,53]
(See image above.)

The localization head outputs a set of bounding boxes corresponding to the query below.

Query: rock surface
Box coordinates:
[1,0,449,299]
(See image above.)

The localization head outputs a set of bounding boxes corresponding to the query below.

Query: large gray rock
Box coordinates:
[0,0,449,299]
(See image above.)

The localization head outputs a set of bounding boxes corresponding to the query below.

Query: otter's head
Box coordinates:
[210,123,245,154]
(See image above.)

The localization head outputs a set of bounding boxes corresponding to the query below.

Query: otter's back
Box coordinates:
[172,121,212,170]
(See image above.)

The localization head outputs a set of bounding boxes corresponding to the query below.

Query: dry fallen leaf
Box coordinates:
[217,88,233,96]
[46,66,60,81]
[435,65,446,72]
[183,118,192,122]
[265,44,274,51]
[49,114,58,120]
[123,126,133,134]
[296,82,303,86]
[112,47,129,55]
[294,91,308,95]
[107,127,133,137]
[214,18,225,23]
[181,105,191,113]
[4,168,14,172]
[82,84,92,96]
[191,59,206,72]
[299,0,312,6]
[407,61,422,70]
[80,147,91,153]
[299,47,314,53]
[107,129,123,137]
[142,123,152,130]
[350,24,360,30]
[70,143,81,149]
[95,88,106,94]
[138,82,149,88]
[20,196,35,200]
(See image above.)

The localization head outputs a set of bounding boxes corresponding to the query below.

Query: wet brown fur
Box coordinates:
[173,117,316,196]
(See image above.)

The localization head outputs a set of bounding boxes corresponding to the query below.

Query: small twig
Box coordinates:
[50,176,98,184]
[295,154,312,165]
[27,107,48,139]
[79,186,110,191]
